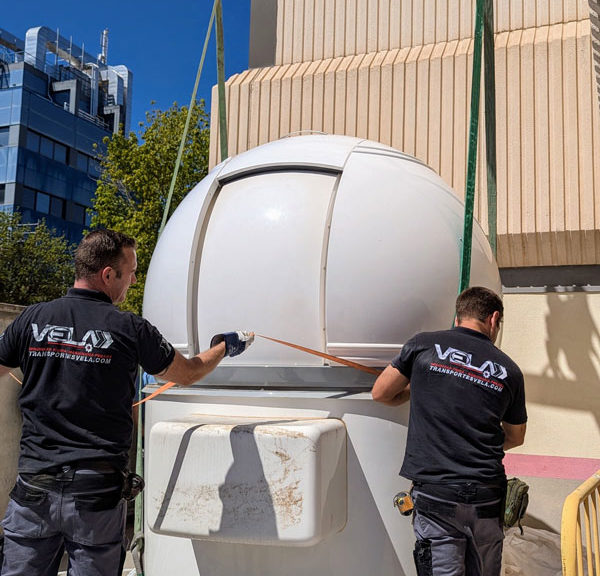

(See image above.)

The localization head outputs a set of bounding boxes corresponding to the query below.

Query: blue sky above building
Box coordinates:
[2,0,251,129]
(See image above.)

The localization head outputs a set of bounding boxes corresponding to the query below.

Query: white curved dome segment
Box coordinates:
[196,169,337,365]
[325,143,500,363]
[143,135,500,368]
[143,163,225,353]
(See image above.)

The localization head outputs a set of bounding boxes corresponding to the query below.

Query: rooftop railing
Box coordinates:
[562,470,600,575]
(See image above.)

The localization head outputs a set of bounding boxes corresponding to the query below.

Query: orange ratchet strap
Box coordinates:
[133,380,177,407]
[134,334,381,406]
[257,334,381,375]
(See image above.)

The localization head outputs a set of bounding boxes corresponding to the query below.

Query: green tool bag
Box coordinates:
[504,477,529,534]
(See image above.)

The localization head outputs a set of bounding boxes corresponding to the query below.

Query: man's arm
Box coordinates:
[156,331,254,387]
[371,364,411,406]
[157,343,227,386]
[0,365,11,378]
[503,422,526,450]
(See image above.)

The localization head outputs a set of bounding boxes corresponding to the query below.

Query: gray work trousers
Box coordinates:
[411,485,504,576]
[1,471,126,576]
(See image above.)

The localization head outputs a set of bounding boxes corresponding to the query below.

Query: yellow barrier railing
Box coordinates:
[562,470,600,575]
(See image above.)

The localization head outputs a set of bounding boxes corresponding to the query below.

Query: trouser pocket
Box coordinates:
[8,476,48,506]
[1,477,52,538]
[413,539,433,576]
[73,487,122,511]
[68,498,126,546]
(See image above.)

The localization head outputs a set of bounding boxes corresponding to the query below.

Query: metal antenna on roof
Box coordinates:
[100,29,108,65]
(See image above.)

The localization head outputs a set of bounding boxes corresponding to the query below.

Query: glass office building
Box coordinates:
[0,26,132,242]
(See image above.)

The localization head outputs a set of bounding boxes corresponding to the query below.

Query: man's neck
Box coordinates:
[456,318,491,340]
[73,279,110,300]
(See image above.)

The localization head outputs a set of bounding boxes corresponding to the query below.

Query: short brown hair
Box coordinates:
[455,286,503,323]
[75,229,136,280]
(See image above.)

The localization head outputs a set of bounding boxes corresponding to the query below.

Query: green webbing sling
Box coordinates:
[459,0,497,294]
[483,0,498,258]
[158,0,218,237]
[215,0,228,161]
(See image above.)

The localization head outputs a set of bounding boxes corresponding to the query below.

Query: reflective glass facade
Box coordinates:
[0,27,131,243]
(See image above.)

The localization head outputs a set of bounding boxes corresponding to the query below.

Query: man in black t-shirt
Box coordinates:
[0,229,254,576]
[372,286,527,576]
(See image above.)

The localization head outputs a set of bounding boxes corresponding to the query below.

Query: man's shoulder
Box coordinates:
[11,299,55,322]
[411,328,456,345]
[493,346,523,378]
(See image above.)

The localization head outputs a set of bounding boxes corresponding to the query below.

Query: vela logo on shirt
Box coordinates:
[434,344,508,380]
[31,323,113,353]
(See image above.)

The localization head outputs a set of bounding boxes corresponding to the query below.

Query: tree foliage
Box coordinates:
[91,101,211,315]
[0,212,74,305]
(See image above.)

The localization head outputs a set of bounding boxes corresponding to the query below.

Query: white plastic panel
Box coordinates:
[147,415,347,546]
[196,171,337,365]
[143,169,222,351]
[326,149,501,363]
[217,135,359,180]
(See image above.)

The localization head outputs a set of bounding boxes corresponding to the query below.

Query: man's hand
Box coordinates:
[210,331,255,357]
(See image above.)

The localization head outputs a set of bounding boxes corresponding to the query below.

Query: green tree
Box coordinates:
[0,212,74,305]
[91,101,210,315]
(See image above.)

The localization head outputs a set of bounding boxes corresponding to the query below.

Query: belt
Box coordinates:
[21,461,124,490]
[413,481,505,504]
[34,460,122,477]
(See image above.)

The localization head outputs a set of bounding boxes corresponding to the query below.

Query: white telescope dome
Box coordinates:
[143,135,500,369]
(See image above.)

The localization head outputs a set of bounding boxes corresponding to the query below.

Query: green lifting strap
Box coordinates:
[483,0,498,257]
[216,0,228,161]
[459,0,497,293]
[158,0,218,237]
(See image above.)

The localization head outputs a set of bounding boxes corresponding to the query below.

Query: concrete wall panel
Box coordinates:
[271,0,592,65]
[213,8,600,268]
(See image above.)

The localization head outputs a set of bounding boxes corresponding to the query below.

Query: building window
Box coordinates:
[40,136,54,159]
[76,152,89,172]
[50,196,65,218]
[69,202,86,224]
[21,187,35,209]
[0,184,5,204]
[89,157,101,176]
[36,192,50,214]
[54,142,67,164]
[25,131,68,164]
[0,127,8,147]
[26,131,40,153]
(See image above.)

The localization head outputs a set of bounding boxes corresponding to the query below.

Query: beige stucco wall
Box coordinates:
[500,291,600,530]
[210,1,600,269]
[272,0,592,64]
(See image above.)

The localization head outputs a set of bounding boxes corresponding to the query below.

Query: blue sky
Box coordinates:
[3,0,251,130]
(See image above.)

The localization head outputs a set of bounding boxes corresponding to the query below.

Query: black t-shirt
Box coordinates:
[392,326,527,484]
[0,288,175,473]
